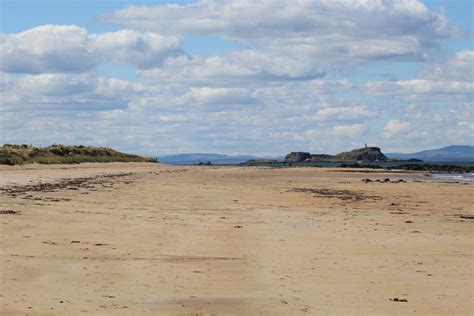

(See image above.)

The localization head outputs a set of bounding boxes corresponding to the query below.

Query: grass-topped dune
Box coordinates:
[0,144,158,165]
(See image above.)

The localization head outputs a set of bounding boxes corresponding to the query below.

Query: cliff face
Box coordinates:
[284,152,311,163]
[284,147,388,163]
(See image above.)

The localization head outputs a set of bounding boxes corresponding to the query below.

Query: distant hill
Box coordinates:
[386,145,474,162]
[0,144,158,165]
[284,147,389,163]
[158,153,272,165]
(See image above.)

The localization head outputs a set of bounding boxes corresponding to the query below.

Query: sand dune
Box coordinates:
[0,163,472,315]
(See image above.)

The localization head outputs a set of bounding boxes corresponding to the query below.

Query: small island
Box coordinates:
[284,146,391,163]
[193,161,213,166]
[242,146,423,166]
[240,146,474,173]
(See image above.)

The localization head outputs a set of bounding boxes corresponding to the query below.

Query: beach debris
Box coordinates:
[459,215,474,220]
[234,225,243,228]
[405,220,413,223]
[390,298,408,302]
[290,187,380,201]
[0,173,133,199]
[0,209,20,215]
[362,178,406,183]
[393,179,407,183]
[43,240,57,245]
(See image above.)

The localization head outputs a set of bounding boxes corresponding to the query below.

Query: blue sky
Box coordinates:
[1,0,473,155]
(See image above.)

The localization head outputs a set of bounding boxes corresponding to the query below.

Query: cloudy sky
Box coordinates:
[1,0,473,156]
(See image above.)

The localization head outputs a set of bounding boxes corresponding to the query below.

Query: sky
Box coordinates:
[1,0,473,156]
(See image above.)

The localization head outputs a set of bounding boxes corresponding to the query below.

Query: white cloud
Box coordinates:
[2,82,471,155]
[1,66,384,155]
[139,50,324,85]
[1,2,471,155]
[104,0,460,63]
[365,50,474,100]
[0,25,182,74]
[91,29,182,69]
[331,123,368,137]
[384,119,410,134]
[0,25,96,73]
[315,106,376,121]
[312,80,354,93]
[1,73,142,111]
[177,87,255,108]
[458,121,474,130]
[377,102,473,152]
[418,50,474,81]
[365,79,473,98]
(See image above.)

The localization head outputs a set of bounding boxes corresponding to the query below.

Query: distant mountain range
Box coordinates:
[159,145,474,165]
[386,145,474,162]
[157,153,274,165]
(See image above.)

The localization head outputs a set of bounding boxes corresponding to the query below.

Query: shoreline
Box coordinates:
[1,163,472,315]
[1,162,472,189]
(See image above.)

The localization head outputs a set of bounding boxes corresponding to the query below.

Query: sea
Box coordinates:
[244,160,474,182]
[431,173,474,182]
[287,161,474,182]
[288,161,474,168]
[171,159,474,181]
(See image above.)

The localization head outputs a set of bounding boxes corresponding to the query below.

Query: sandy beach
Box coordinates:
[0,163,472,315]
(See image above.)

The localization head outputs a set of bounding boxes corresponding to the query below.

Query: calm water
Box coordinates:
[235,161,474,181]
[431,173,474,182]
[287,161,474,168]
[201,160,474,181]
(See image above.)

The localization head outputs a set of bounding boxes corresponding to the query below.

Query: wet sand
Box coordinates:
[0,163,473,315]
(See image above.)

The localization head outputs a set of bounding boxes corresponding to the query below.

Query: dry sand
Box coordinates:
[0,163,473,315]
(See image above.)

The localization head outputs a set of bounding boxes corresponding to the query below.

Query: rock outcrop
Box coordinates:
[334,147,388,162]
[284,147,389,163]
[284,152,311,163]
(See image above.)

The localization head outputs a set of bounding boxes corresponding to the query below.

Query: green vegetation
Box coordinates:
[0,144,158,165]
[241,159,278,166]
[333,147,388,162]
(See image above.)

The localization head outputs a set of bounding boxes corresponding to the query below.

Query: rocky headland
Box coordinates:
[284,146,390,163]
